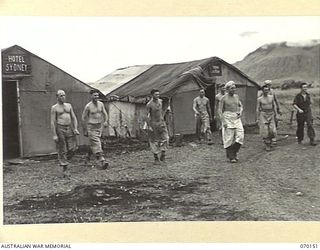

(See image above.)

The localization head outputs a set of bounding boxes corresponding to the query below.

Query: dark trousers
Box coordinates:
[296,112,315,142]
[226,142,241,160]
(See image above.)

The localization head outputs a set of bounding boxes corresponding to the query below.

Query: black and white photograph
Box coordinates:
[1,16,320,225]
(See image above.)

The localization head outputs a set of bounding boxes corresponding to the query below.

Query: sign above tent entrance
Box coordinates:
[210,62,222,76]
[2,52,31,77]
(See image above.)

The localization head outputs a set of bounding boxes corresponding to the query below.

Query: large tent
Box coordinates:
[94,56,260,137]
[2,45,94,158]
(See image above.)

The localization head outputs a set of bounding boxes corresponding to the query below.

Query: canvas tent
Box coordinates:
[2,45,95,159]
[94,56,260,137]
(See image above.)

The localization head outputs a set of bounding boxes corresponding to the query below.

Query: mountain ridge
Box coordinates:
[234,40,320,87]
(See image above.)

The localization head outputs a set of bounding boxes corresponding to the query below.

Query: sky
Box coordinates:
[1,16,320,83]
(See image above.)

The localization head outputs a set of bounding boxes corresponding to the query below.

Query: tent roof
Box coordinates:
[106,56,259,99]
[89,65,153,95]
[2,45,97,93]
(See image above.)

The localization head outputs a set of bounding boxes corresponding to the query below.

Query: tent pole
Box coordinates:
[16,80,24,157]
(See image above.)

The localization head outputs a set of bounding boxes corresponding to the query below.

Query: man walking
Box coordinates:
[82,89,109,169]
[51,90,80,171]
[146,89,170,164]
[193,89,213,145]
[293,82,316,146]
[257,84,277,151]
[219,81,244,163]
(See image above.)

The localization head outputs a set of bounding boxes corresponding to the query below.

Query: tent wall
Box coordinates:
[172,89,199,135]
[214,63,257,88]
[134,104,148,137]
[244,86,258,125]
[106,101,137,137]
[5,46,92,157]
[19,91,56,156]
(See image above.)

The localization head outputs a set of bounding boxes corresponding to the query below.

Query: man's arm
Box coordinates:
[214,98,219,118]
[218,97,226,127]
[193,98,199,115]
[145,103,152,131]
[256,98,261,122]
[70,104,79,135]
[293,95,304,113]
[50,106,58,141]
[101,102,108,127]
[238,97,243,117]
[293,104,304,113]
[206,99,213,121]
[81,104,89,136]
[273,92,281,115]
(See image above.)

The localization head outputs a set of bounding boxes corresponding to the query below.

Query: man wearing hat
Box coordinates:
[51,89,80,171]
[82,89,109,169]
[218,81,244,163]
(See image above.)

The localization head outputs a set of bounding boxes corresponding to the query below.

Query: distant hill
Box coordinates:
[234,40,320,88]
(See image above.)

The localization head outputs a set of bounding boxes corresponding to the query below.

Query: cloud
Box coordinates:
[239,31,259,37]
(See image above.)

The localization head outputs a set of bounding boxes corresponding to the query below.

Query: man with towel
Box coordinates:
[219,81,244,163]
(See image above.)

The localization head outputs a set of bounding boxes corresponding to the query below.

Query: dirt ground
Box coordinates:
[3,122,320,224]
[3,88,320,224]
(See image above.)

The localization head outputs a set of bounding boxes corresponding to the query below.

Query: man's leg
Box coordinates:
[306,112,316,145]
[206,128,213,145]
[88,126,108,169]
[223,128,237,162]
[196,116,202,142]
[226,146,234,160]
[149,126,161,164]
[233,124,244,160]
[232,142,242,158]
[66,127,77,160]
[159,125,169,162]
[56,126,68,169]
[227,145,236,163]
[296,114,305,143]
[264,138,272,151]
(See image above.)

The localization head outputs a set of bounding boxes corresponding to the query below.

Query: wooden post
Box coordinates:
[16,80,24,157]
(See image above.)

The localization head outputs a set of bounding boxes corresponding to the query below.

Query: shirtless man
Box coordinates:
[146,89,170,164]
[51,90,80,170]
[82,89,109,169]
[193,89,213,145]
[218,81,244,163]
[257,84,277,151]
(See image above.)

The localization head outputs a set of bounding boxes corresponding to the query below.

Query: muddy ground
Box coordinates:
[3,120,320,224]
[3,88,320,224]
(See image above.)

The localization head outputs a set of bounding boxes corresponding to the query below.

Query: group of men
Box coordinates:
[51,89,108,171]
[51,79,317,170]
[147,79,317,165]
[257,80,317,151]
[146,81,245,164]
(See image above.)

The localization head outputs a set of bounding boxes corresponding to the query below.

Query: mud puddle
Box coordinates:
[8,179,207,211]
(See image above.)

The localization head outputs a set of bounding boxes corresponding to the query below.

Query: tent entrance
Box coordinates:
[205,84,216,131]
[2,80,21,159]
